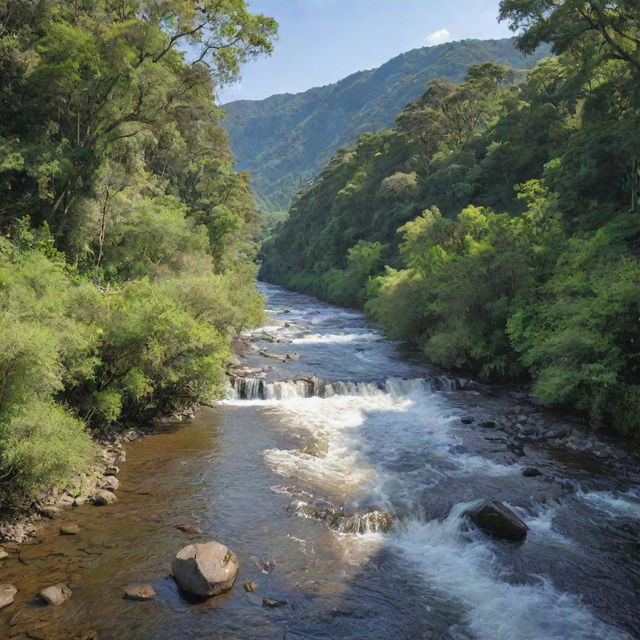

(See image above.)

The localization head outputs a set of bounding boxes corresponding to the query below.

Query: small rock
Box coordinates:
[39,583,72,606]
[40,506,60,519]
[0,584,17,608]
[176,524,202,534]
[478,420,497,429]
[522,467,541,477]
[93,491,117,506]
[0,549,9,560]
[172,540,238,598]
[101,476,119,492]
[460,416,475,424]
[104,466,119,476]
[263,597,287,608]
[466,500,528,541]
[73,496,86,507]
[123,584,156,601]
[243,580,258,592]
[60,524,80,535]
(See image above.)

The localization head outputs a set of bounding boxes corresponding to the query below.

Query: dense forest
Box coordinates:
[223,38,550,211]
[0,0,276,515]
[261,0,640,435]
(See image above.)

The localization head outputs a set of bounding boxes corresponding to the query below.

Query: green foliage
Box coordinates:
[224,38,549,211]
[262,19,640,435]
[0,0,274,515]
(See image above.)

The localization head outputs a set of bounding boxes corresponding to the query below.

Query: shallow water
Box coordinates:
[2,283,639,640]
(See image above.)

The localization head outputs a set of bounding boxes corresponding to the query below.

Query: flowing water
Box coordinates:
[2,283,640,640]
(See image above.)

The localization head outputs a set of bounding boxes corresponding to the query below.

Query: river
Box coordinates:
[2,283,639,640]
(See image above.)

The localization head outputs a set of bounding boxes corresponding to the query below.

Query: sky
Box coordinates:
[219,0,514,104]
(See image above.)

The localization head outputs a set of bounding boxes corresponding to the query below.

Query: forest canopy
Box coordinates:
[0,0,276,514]
[260,1,640,435]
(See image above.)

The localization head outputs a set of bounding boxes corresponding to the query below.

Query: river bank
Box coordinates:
[1,283,638,640]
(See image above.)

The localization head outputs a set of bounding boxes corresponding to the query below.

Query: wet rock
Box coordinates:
[460,416,475,425]
[518,425,537,437]
[172,541,238,598]
[39,583,72,606]
[293,502,394,534]
[466,500,528,541]
[522,467,541,478]
[301,437,328,458]
[176,524,202,535]
[93,490,117,506]
[101,476,119,492]
[40,506,60,519]
[243,580,258,592]
[0,584,17,608]
[123,584,156,601]
[263,597,287,608]
[104,466,119,476]
[478,420,498,429]
[60,524,80,536]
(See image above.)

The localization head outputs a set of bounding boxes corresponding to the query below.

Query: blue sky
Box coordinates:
[219,0,514,103]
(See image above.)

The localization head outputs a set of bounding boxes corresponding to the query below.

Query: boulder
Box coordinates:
[40,583,72,606]
[0,584,17,608]
[460,416,475,425]
[172,541,238,598]
[522,467,541,478]
[123,584,156,601]
[93,490,117,506]
[466,500,528,541]
[101,476,119,492]
[104,466,119,476]
[40,505,60,519]
[60,524,80,535]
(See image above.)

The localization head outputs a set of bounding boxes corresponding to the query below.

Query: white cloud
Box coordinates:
[426,28,451,46]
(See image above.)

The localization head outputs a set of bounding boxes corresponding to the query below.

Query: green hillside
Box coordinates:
[261,26,640,434]
[223,38,549,211]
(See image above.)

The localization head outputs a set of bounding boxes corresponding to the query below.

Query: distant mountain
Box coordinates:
[222,38,550,211]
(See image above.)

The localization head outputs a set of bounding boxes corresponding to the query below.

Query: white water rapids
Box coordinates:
[221,283,639,640]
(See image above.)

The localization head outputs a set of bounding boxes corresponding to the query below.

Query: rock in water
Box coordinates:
[522,467,541,477]
[93,490,117,506]
[123,584,156,601]
[172,541,238,598]
[176,524,202,534]
[263,597,287,608]
[0,584,17,608]
[40,583,72,606]
[466,500,528,541]
[101,476,119,491]
[60,524,80,535]
[243,580,258,592]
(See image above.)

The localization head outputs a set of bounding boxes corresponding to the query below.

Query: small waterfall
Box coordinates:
[230,375,461,400]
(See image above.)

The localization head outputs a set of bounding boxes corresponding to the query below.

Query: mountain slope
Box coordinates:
[223,38,550,210]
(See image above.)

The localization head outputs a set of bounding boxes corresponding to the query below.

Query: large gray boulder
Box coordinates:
[466,500,528,541]
[172,541,238,598]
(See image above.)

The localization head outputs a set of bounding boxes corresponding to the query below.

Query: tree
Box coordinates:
[499,0,640,77]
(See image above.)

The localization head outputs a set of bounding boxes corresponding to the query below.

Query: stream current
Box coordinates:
[1,283,639,640]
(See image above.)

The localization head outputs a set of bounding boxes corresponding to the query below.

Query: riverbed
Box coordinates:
[2,283,639,640]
